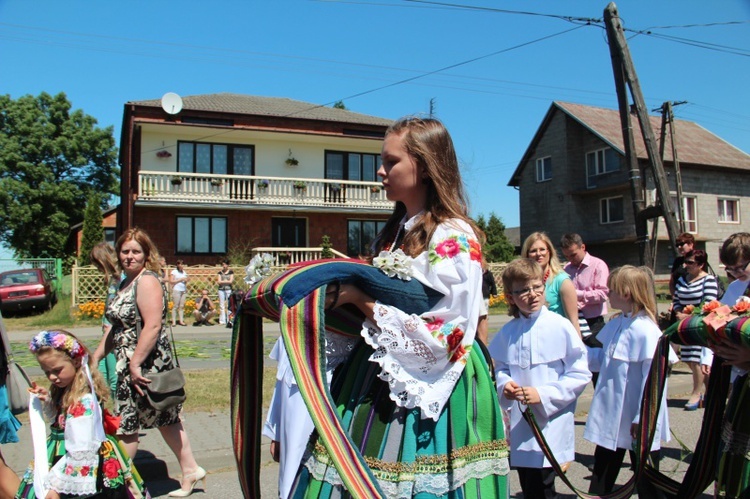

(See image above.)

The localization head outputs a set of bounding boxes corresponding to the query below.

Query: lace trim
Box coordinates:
[721,419,750,460]
[325,331,359,373]
[303,439,509,497]
[361,304,466,421]
[45,461,99,495]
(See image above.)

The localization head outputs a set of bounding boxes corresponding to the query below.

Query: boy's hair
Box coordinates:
[372,116,484,258]
[521,231,564,277]
[502,258,544,318]
[720,233,750,266]
[29,329,109,412]
[560,233,584,249]
[90,242,119,281]
[607,266,657,323]
[116,227,162,273]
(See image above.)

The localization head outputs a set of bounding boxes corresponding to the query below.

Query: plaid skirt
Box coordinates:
[291,342,509,499]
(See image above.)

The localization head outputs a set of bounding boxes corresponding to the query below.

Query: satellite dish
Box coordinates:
[161,92,183,115]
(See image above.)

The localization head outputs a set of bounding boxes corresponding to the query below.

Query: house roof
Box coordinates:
[509,101,750,186]
[128,93,394,127]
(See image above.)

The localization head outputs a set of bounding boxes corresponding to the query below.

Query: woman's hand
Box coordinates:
[128,364,151,397]
[325,283,376,322]
[28,382,49,402]
[712,340,750,369]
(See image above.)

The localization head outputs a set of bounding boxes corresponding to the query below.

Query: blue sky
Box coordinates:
[1,0,748,235]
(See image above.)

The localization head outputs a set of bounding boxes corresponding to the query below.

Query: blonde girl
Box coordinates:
[584,266,675,496]
[15,330,147,499]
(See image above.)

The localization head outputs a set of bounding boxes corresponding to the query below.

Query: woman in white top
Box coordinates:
[170,260,189,326]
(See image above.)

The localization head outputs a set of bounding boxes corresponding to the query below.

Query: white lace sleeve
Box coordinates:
[362,219,484,420]
[45,394,104,495]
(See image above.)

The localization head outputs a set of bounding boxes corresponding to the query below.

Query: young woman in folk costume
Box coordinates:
[16,330,148,499]
[289,117,508,498]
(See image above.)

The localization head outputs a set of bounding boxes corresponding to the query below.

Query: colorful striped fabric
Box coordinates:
[230,260,442,498]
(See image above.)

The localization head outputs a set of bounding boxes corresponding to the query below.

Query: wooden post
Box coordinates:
[604,2,682,267]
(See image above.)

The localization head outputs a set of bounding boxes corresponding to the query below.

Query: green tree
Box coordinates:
[0,92,118,259]
[320,235,334,259]
[332,100,346,110]
[477,212,515,263]
[78,192,104,266]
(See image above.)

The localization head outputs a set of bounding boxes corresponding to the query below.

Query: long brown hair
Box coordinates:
[90,242,120,281]
[372,117,483,257]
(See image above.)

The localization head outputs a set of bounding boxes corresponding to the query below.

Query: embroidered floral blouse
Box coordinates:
[362,215,483,421]
[45,393,105,495]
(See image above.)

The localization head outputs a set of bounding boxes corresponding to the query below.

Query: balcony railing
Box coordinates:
[138,171,391,210]
[250,247,350,268]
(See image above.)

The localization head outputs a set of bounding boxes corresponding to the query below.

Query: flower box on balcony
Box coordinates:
[293,181,307,191]
[156,150,172,159]
[257,179,269,190]
[210,179,223,187]
[370,185,381,194]
[170,176,183,186]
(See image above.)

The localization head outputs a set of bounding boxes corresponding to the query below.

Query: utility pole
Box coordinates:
[662,101,688,233]
[604,2,681,268]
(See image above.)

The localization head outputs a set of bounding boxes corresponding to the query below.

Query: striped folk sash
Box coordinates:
[231,261,441,498]
[522,334,730,498]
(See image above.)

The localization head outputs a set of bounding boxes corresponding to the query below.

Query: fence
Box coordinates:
[0,258,63,292]
[72,260,511,308]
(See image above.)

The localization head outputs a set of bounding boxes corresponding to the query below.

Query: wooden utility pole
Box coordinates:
[604,3,681,267]
[663,101,688,233]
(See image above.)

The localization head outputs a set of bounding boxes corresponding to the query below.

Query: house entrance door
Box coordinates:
[271,217,307,248]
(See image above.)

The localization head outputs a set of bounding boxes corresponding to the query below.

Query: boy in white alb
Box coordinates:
[489,258,590,498]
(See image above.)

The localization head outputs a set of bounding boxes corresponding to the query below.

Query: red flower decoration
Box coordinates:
[702,300,722,314]
[80,466,90,477]
[103,458,121,479]
[469,239,482,262]
[435,238,461,258]
[446,327,465,361]
[734,300,750,314]
[683,304,695,314]
[426,318,445,332]
[69,402,86,418]
[103,409,121,435]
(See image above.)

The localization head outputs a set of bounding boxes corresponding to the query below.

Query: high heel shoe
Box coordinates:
[684,394,703,411]
[168,466,207,497]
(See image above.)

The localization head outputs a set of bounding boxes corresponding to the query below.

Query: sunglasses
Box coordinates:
[676,242,688,248]
[684,260,697,265]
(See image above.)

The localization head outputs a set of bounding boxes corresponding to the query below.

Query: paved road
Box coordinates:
[4,310,713,497]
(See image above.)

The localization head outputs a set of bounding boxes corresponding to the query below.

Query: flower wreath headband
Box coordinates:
[29,330,86,359]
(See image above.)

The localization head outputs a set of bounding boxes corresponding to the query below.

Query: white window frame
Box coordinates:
[600,196,625,224]
[535,156,552,182]
[718,198,740,224]
[669,194,698,233]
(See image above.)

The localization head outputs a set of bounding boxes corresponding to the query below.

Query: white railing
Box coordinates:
[138,171,392,210]
[250,247,350,268]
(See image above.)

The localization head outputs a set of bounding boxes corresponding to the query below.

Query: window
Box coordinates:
[178,141,254,175]
[176,216,227,254]
[718,198,740,223]
[348,220,387,257]
[325,151,380,181]
[600,196,624,224]
[104,229,117,247]
[670,194,698,233]
[535,157,552,182]
[586,148,620,176]
[272,218,307,248]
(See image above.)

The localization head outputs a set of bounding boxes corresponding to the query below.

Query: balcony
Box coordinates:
[137,171,392,211]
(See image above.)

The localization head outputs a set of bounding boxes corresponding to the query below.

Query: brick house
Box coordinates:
[117,93,394,265]
[508,101,750,276]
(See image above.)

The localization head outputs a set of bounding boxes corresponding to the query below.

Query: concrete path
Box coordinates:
[3,311,713,497]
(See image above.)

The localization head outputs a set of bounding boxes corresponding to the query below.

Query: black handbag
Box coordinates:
[134,277,186,411]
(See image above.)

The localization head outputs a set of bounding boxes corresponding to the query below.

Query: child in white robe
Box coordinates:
[489,258,590,498]
[584,265,676,496]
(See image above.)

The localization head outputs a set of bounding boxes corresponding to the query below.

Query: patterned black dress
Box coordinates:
[105,270,181,434]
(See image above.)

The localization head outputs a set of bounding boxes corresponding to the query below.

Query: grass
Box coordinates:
[2,293,100,330]
[24,367,278,416]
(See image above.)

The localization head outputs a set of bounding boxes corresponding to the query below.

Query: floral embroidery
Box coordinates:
[430,321,471,363]
[102,457,121,479]
[68,401,92,418]
[428,234,482,265]
[63,462,98,478]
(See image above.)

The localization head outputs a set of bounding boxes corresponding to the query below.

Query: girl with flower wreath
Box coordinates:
[15,330,148,499]
[288,117,508,497]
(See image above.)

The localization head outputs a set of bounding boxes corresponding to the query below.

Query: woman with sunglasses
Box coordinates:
[672,249,719,410]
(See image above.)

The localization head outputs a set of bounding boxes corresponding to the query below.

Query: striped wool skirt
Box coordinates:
[291,342,509,499]
[717,373,750,498]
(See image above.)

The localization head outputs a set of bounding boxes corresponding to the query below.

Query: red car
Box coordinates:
[0,268,58,314]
